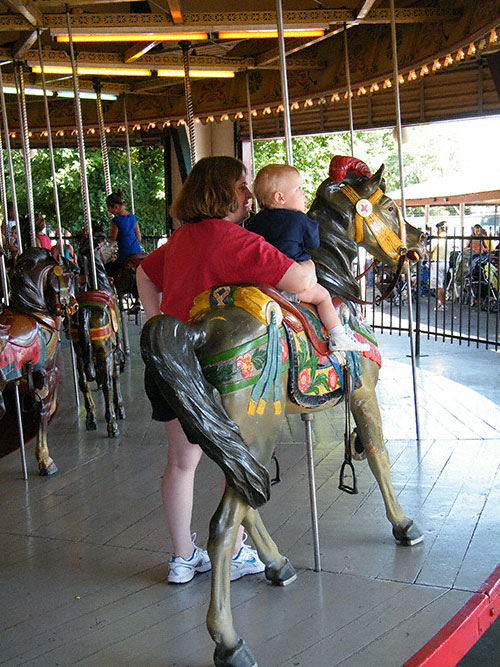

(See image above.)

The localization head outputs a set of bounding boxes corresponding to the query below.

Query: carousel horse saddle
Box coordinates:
[0,309,39,349]
[76,289,120,337]
[124,252,147,271]
[190,285,351,413]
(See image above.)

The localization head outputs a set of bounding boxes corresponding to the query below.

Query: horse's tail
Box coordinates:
[78,307,96,381]
[140,315,271,509]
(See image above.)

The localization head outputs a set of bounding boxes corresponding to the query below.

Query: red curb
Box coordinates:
[403,564,500,666]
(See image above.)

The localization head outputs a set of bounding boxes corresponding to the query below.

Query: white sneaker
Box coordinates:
[168,533,211,584]
[329,328,370,352]
[230,533,265,581]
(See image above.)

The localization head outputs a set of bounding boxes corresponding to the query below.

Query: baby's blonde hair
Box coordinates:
[253,163,301,208]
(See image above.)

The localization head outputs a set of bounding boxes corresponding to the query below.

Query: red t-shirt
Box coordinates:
[36,233,52,250]
[141,218,294,322]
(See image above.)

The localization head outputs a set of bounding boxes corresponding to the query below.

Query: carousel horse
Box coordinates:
[0,248,79,474]
[140,157,426,667]
[70,231,126,437]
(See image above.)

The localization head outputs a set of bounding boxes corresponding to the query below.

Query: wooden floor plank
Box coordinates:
[1,328,499,666]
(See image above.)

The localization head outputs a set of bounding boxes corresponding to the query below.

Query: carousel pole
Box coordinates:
[123,96,135,214]
[65,5,97,290]
[14,62,36,246]
[180,41,196,166]
[389,0,421,443]
[343,24,367,305]
[0,67,22,251]
[245,70,256,182]
[343,25,355,155]
[37,31,80,411]
[0,107,27,478]
[37,32,63,255]
[277,0,321,569]
[0,127,10,303]
[276,0,293,165]
[94,79,112,196]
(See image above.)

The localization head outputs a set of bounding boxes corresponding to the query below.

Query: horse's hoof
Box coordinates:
[117,407,126,420]
[39,461,58,476]
[265,557,297,587]
[393,520,424,546]
[214,639,257,667]
[107,424,119,438]
[85,416,97,431]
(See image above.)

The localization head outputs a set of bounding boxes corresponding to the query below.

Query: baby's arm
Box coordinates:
[303,216,320,250]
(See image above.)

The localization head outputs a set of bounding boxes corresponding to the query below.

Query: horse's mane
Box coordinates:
[8,248,56,314]
[308,169,370,304]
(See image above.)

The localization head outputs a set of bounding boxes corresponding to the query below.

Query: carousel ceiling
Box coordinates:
[0,0,499,146]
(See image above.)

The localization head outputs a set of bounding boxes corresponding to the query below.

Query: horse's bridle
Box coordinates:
[339,184,408,305]
[51,264,79,320]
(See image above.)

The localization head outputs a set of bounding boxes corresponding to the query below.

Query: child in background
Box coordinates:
[35,214,51,250]
[247,164,369,352]
[106,189,142,265]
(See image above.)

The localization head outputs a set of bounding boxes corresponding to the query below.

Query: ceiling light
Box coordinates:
[218,29,325,39]
[157,69,234,78]
[58,90,118,100]
[2,85,117,100]
[56,32,209,43]
[32,66,150,77]
[2,85,49,96]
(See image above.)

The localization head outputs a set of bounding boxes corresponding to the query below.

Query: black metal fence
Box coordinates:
[364,233,500,351]
[83,232,500,351]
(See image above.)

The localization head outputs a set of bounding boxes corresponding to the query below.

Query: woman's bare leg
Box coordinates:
[162,418,203,558]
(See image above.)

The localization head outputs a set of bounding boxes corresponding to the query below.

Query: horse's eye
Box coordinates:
[388,206,393,212]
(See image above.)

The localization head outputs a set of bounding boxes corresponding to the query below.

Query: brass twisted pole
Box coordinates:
[65,4,97,289]
[0,67,22,251]
[180,41,196,166]
[14,62,36,247]
[94,79,112,197]
[37,31,64,257]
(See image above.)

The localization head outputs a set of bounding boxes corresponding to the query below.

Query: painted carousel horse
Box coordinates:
[140,157,426,667]
[70,231,125,437]
[0,248,79,474]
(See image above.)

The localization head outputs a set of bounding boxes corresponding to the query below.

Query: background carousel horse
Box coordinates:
[140,156,426,667]
[108,250,148,310]
[70,228,126,437]
[0,248,79,473]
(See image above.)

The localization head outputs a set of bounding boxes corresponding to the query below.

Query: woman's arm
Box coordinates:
[136,265,162,319]
[109,221,118,241]
[276,259,316,294]
[135,222,142,243]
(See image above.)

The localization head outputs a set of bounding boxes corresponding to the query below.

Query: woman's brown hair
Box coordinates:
[170,156,246,224]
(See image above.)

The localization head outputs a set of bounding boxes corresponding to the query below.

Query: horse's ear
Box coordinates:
[363,164,385,195]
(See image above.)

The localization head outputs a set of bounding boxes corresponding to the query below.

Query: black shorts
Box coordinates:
[144,367,177,422]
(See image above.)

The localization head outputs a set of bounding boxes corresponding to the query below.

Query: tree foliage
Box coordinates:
[253,126,461,208]
[7,146,166,236]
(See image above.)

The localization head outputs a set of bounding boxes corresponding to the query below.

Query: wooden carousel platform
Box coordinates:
[1,321,500,667]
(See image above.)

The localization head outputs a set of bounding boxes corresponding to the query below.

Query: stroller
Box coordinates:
[465,253,499,311]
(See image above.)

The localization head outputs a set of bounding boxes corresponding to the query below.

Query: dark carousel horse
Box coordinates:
[140,157,426,667]
[70,232,125,437]
[0,248,79,474]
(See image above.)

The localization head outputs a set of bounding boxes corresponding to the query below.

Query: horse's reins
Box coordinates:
[336,184,408,306]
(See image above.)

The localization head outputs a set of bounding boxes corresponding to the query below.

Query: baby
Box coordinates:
[247,164,368,353]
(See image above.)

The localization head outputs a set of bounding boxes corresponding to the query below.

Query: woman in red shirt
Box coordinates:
[137,156,316,585]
